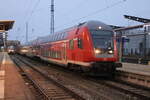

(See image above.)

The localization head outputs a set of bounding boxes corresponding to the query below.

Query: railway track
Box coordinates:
[11,54,150,100]
[89,79,150,100]
[11,55,85,100]
[116,70,150,88]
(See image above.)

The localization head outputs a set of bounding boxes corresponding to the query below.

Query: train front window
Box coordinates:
[90,30,114,54]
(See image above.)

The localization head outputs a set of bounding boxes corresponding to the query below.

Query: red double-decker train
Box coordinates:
[20,20,122,76]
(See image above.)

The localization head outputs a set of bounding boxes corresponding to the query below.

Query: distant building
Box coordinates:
[115,23,150,63]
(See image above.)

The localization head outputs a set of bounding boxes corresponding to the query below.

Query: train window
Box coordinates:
[54,51,56,58]
[55,34,57,40]
[59,34,61,40]
[64,33,67,39]
[57,34,60,40]
[56,34,59,40]
[56,35,58,41]
[55,51,57,58]
[50,50,52,57]
[53,35,55,41]
[48,51,50,57]
[53,51,55,58]
[51,35,53,41]
[51,37,52,41]
[51,50,53,57]
[58,52,61,58]
[53,36,55,41]
[69,39,74,49]
[49,37,51,41]
[60,33,62,40]
[78,38,83,49]
[55,51,61,58]
[55,35,57,41]
[61,33,64,39]
[46,50,48,57]
[59,33,61,40]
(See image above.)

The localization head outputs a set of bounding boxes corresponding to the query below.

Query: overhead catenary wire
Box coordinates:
[26,0,42,22]
[55,0,127,30]
[19,0,127,43]
[32,0,127,39]
[58,0,89,17]
[17,0,41,29]
[26,0,41,43]
[16,0,42,43]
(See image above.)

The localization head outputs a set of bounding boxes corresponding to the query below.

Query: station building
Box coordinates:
[115,23,150,64]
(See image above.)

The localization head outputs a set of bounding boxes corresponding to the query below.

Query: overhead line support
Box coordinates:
[51,0,54,34]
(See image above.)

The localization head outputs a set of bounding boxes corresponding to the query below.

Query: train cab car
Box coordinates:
[65,21,121,74]
[19,46,32,56]
[8,48,15,54]
[7,46,17,54]
[20,20,122,76]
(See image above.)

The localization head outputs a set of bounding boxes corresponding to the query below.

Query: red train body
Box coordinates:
[21,21,122,75]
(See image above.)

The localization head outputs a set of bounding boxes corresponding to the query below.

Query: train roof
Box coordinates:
[25,20,112,46]
[83,20,112,30]
[61,20,112,32]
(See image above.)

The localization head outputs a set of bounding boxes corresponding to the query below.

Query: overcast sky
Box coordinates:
[0,0,150,43]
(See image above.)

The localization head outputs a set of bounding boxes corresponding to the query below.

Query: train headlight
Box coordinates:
[95,49,101,54]
[8,49,14,52]
[108,50,113,54]
[21,49,28,53]
[98,26,102,29]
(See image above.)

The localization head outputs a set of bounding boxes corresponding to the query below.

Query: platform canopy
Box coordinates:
[0,20,15,31]
[124,15,150,23]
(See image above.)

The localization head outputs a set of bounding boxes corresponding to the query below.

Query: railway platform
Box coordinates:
[117,63,150,76]
[0,52,36,100]
[0,52,150,100]
[117,63,150,88]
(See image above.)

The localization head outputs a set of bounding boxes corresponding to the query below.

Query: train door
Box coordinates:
[75,37,83,61]
[69,39,75,61]
[62,42,67,62]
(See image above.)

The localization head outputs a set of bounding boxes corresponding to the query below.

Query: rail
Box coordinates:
[11,55,85,100]
[116,70,150,89]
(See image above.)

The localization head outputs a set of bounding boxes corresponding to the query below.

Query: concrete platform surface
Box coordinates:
[117,63,150,76]
[0,52,36,100]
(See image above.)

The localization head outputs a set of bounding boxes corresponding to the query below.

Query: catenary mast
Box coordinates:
[51,0,54,34]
